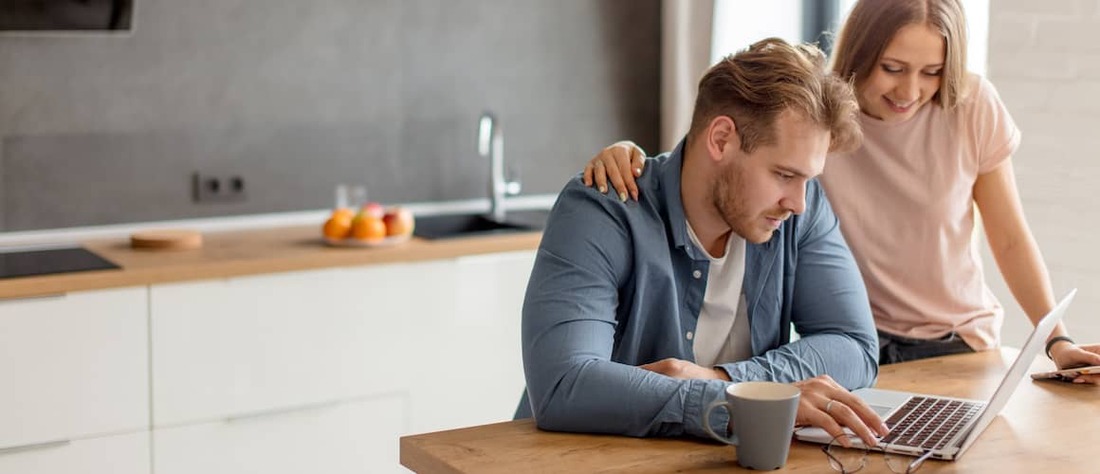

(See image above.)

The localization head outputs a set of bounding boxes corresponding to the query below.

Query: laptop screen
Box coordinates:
[956,289,1076,455]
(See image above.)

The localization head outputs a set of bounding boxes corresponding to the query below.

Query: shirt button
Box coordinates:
[686,331,694,340]
[692,270,702,279]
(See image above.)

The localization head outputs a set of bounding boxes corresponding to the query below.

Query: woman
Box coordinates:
[582,0,1100,381]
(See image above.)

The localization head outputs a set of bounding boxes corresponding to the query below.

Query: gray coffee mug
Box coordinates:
[703,381,801,470]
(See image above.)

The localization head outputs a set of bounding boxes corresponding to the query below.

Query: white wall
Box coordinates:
[985,0,1100,346]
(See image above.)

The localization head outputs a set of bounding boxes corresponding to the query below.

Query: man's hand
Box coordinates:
[1051,342,1100,384]
[793,375,890,448]
[637,361,888,447]
[639,358,731,381]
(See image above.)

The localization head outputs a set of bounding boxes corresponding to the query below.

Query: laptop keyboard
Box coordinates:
[880,396,984,450]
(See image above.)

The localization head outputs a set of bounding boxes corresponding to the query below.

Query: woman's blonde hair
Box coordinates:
[831,0,969,108]
[689,38,862,155]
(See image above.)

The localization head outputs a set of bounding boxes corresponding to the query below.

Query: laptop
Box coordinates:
[794,289,1077,461]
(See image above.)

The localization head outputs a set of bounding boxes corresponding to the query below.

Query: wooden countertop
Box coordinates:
[0,225,541,300]
[400,349,1100,473]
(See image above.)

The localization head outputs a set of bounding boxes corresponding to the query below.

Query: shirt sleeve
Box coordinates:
[521,180,730,439]
[971,75,1022,174]
[720,180,879,389]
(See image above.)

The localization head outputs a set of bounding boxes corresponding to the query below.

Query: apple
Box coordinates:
[382,206,415,237]
[361,201,385,219]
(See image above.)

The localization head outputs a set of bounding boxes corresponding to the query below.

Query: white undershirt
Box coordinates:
[687,222,752,368]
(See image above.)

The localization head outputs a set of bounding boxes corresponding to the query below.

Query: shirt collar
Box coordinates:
[657,138,706,260]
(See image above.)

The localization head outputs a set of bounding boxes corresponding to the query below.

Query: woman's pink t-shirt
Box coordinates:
[820,74,1021,350]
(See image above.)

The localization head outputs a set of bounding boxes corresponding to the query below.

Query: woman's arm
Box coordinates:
[974,160,1100,381]
[582,141,646,201]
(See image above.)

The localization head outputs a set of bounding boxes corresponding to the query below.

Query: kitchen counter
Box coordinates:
[0,225,542,300]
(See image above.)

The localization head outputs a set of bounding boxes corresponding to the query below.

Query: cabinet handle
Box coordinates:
[0,293,66,303]
[226,398,344,423]
[0,439,71,456]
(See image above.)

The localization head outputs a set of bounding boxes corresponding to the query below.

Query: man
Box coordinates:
[517,38,888,447]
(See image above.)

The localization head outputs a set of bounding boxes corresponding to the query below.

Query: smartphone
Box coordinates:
[1030,365,1100,382]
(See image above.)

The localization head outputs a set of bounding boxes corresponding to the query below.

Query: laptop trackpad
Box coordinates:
[854,387,915,422]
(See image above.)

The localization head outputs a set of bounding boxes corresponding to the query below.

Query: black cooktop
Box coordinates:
[0,247,120,279]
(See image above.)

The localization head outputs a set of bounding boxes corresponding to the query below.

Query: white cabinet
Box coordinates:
[148,251,535,471]
[408,250,534,433]
[0,246,534,473]
[149,261,453,426]
[153,394,406,474]
[0,287,148,451]
[0,431,149,474]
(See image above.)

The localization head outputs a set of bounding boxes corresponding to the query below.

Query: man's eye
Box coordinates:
[776,172,794,181]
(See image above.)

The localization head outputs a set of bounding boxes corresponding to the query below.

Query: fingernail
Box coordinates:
[634,167,642,176]
[619,192,628,202]
[881,423,890,434]
[1074,378,1085,384]
[840,437,852,448]
[632,192,639,201]
[598,185,607,194]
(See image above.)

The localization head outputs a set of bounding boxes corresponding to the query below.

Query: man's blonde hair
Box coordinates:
[831,0,969,108]
[689,38,862,155]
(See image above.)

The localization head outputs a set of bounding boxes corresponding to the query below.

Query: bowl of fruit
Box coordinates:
[322,202,415,247]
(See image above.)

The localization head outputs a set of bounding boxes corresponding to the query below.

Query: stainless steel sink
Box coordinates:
[413,210,549,239]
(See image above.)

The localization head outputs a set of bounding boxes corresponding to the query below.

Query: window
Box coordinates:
[711,0,989,75]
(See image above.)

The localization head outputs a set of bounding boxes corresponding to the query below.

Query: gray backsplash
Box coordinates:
[0,0,659,231]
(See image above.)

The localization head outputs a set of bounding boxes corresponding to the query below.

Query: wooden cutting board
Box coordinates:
[130,229,203,250]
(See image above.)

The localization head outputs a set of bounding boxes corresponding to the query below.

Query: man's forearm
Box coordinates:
[719,333,878,389]
[525,356,731,438]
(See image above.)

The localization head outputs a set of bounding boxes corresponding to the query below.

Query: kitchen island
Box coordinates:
[0,224,542,474]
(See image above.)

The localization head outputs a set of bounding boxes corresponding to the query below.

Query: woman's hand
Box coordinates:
[1051,341,1100,384]
[582,141,646,202]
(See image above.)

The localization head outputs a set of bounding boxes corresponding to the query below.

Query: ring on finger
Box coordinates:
[825,399,836,413]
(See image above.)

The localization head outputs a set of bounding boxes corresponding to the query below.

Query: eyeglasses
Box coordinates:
[822,434,935,474]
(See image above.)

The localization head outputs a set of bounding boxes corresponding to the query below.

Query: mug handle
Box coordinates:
[702,399,739,445]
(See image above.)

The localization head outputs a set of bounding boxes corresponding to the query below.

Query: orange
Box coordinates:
[332,207,355,221]
[350,213,387,242]
[322,214,352,239]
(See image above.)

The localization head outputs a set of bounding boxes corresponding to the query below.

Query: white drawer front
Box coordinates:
[154,393,407,474]
[0,431,149,474]
[150,261,450,425]
[0,287,149,449]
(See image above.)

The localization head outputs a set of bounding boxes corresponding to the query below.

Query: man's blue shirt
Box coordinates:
[518,142,878,439]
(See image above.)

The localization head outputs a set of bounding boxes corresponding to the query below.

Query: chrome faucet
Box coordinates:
[479,112,521,222]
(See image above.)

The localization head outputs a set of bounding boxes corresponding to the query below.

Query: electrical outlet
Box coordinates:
[193,172,247,203]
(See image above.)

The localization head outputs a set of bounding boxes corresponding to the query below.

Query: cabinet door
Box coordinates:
[0,431,149,474]
[154,394,407,474]
[0,287,148,449]
[409,250,534,433]
[150,261,451,426]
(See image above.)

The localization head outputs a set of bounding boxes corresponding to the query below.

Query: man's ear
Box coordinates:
[705,115,739,163]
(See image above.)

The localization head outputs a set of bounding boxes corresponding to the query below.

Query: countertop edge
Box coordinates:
[0,225,543,300]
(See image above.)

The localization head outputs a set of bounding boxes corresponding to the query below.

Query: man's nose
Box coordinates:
[781,183,807,215]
